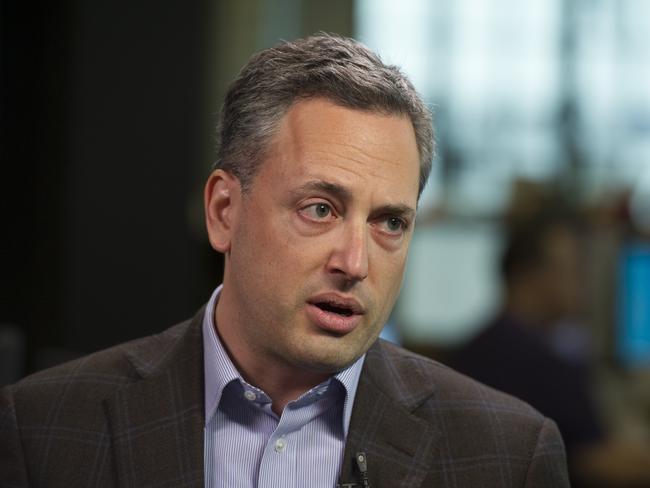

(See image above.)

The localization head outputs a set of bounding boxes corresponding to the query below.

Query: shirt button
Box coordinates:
[244,390,256,401]
[274,438,287,453]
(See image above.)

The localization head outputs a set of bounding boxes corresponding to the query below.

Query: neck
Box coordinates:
[214,288,329,416]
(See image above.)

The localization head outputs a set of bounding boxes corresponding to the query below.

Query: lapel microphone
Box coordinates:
[337,451,371,488]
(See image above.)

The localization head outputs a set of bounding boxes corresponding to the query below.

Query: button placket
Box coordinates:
[257,431,295,488]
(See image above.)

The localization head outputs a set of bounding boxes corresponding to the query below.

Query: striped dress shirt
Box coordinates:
[202,286,365,488]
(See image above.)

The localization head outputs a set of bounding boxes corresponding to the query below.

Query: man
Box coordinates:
[1,34,569,487]
[448,207,650,487]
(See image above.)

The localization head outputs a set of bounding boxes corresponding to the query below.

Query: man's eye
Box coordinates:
[302,202,333,220]
[383,217,407,234]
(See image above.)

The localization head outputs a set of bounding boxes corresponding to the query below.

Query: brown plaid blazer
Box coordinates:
[1,308,569,487]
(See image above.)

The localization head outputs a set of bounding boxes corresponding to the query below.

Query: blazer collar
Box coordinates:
[104,307,206,487]
[339,340,439,488]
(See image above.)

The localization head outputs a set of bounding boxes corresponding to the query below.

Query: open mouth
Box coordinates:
[313,301,354,317]
[306,294,364,333]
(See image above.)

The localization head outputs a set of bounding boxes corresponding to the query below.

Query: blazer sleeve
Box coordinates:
[524,417,570,488]
[0,386,30,487]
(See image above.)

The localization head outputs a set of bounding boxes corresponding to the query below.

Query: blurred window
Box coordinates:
[396,222,503,345]
[356,0,650,342]
[356,0,650,214]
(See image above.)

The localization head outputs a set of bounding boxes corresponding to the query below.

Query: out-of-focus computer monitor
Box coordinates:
[617,241,650,369]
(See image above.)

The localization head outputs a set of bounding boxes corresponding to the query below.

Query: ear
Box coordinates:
[204,169,241,253]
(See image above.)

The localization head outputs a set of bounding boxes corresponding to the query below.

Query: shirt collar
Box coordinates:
[202,285,365,436]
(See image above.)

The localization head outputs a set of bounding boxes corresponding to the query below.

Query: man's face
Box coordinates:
[214,98,420,374]
[540,225,582,320]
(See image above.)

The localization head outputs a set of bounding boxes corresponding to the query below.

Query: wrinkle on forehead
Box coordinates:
[301,151,394,184]
[279,99,417,168]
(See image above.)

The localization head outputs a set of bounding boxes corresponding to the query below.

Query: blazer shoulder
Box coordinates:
[356,340,570,486]
[377,339,545,419]
[372,339,561,456]
[1,312,205,487]
[4,315,198,416]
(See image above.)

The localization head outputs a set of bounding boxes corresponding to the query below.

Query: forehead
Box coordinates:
[259,98,420,203]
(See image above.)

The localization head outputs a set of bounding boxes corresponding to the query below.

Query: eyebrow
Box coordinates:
[377,203,416,221]
[293,180,353,202]
[293,179,416,219]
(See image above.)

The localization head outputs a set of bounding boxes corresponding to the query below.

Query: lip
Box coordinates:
[306,293,365,335]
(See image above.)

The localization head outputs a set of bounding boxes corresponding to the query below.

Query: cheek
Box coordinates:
[241,217,322,285]
[231,214,281,285]
[371,249,408,300]
[372,241,408,277]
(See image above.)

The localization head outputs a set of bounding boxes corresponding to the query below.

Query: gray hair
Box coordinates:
[214,33,434,197]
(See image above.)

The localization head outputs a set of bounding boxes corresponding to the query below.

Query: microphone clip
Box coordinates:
[337,451,371,488]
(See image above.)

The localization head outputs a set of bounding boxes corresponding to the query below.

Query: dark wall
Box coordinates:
[2,1,222,377]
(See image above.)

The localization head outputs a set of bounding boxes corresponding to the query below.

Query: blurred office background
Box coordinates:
[2,0,650,484]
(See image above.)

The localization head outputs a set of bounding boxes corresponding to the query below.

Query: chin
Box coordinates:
[293,341,370,373]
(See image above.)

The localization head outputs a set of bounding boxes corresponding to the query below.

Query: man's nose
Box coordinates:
[326,222,369,282]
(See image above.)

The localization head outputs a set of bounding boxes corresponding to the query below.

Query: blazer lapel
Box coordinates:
[340,341,439,488]
[104,309,206,487]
